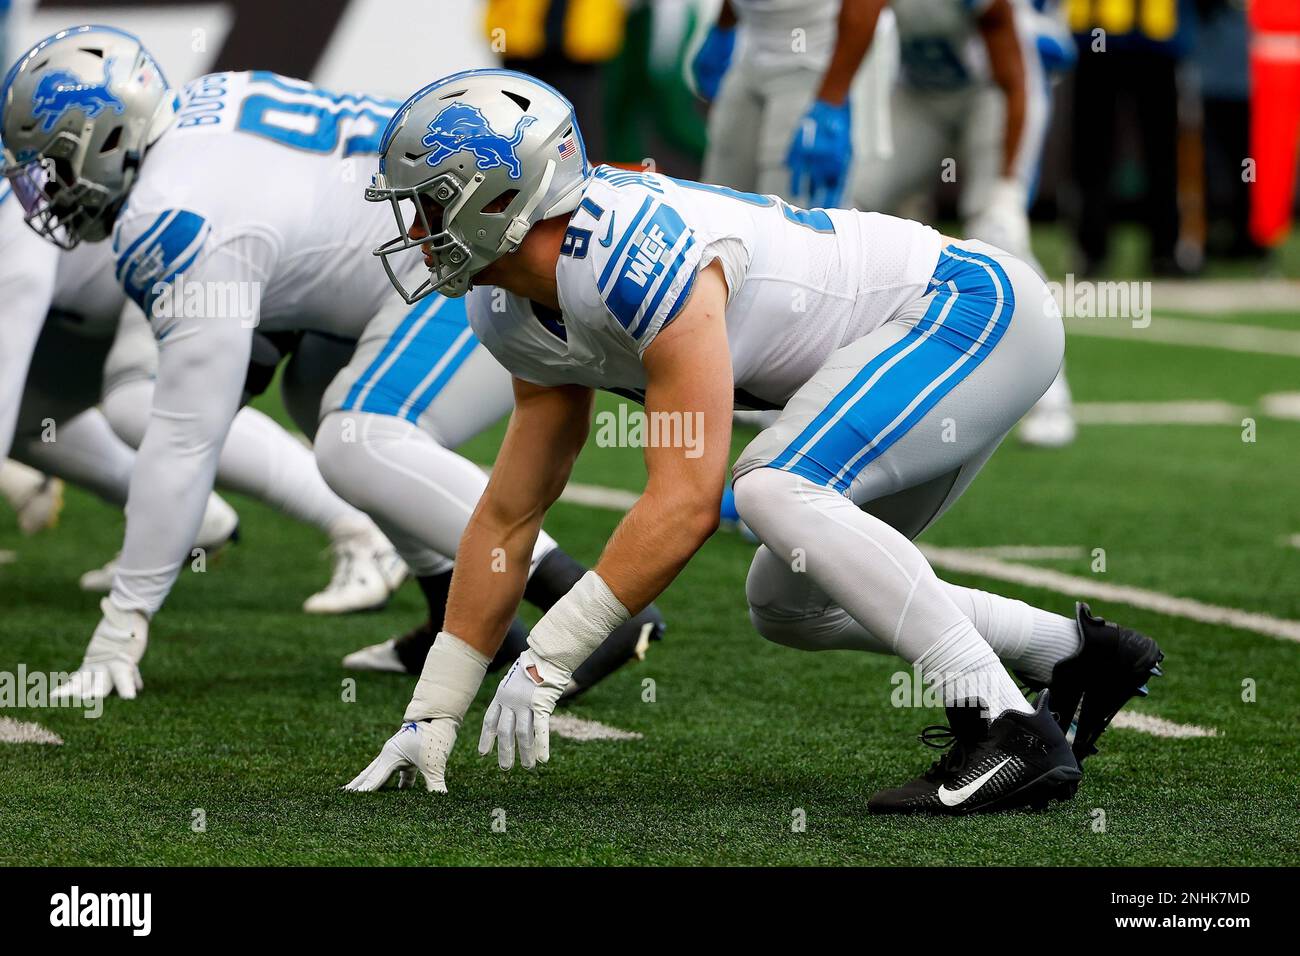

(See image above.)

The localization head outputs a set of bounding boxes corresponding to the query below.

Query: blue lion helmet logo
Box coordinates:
[31,59,126,133]
[421,103,537,180]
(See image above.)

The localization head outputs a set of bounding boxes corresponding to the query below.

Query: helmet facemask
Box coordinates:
[368,158,558,301]
[4,127,131,248]
[1,25,174,248]
[368,69,588,301]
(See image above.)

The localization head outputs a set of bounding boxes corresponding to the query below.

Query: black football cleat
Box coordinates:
[868,691,1081,815]
[1020,603,1165,765]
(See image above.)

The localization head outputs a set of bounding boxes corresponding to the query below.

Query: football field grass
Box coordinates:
[2,299,1298,866]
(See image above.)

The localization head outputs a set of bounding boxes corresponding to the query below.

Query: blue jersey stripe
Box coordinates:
[114,210,175,282]
[630,234,695,339]
[352,296,476,419]
[597,195,654,292]
[768,247,1013,487]
[118,210,211,314]
[774,247,1014,494]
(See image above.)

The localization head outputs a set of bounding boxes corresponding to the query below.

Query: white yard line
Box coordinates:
[1147,279,1300,314]
[550,714,643,742]
[0,717,63,745]
[920,545,1300,643]
[561,481,640,511]
[0,549,14,565]
[1072,400,1246,425]
[961,545,1088,560]
[1261,392,1300,421]
[1111,711,1218,739]
[1065,315,1300,357]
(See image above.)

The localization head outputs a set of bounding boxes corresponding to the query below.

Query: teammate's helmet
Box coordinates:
[368,69,589,300]
[1,25,175,248]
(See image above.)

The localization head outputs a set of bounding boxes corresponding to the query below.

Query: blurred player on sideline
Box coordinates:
[852,0,1076,446]
[691,0,879,213]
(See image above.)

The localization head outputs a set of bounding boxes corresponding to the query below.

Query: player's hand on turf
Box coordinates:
[479,649,569,771]
[344,718,458,793]
[51,598,148,701]
[786,99,852,209]
[690,24,736,101]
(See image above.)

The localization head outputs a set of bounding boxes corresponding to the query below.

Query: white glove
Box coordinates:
[344,719,458,793]
[478,649,570,770]
[965,177,1031,260]
[344,631,489,794]
[51,598,148,701]
[478,571,629,772]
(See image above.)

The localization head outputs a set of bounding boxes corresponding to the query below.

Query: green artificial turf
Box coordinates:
[2,304,1297,866]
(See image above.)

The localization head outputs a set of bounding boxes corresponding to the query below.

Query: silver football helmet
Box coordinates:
[1,24,176,248]
[368,69,590,300]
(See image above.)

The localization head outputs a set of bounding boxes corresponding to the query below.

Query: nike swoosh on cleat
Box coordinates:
[937,756,1012,807]
[598,213,616,247]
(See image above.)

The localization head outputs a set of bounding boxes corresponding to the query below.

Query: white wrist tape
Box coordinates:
[404,631,491,724]
[528,570,630,674]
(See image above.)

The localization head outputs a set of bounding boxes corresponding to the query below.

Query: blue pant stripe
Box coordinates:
[357,297,472,418]
[403,331,480,423]
[767,282,954,473]
[341,297,441,411]
[775,245,1015,493]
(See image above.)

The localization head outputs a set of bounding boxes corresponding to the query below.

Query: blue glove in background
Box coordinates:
[691,25,736,102]
[1036,31,1077,73]
[785,99,852,209]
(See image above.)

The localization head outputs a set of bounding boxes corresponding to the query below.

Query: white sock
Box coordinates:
[734,468,1033,719]
[941,582,1082,684]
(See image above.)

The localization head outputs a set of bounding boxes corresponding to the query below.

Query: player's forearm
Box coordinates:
[816,0,887,105]
[717,0,738,29]
[442,504,539,658]
[595,484,720,616]
[982,1,1028,177]
[110,257,254,615]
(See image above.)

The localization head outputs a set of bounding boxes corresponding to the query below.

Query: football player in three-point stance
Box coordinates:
[345,70,1162,812]
[0,184,408,612]
[1,26,661,702]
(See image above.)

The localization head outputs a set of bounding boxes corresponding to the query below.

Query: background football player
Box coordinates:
[0,187,410,610]
[1,26,661,701]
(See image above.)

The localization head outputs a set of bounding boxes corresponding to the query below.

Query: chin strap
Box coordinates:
[499,159,556,252]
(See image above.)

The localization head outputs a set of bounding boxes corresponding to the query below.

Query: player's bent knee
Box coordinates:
[313,411,372,510]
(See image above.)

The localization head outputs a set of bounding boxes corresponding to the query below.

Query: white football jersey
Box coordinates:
[890,0,996,90]
[467,166,943,408]
[111,71,422,338]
